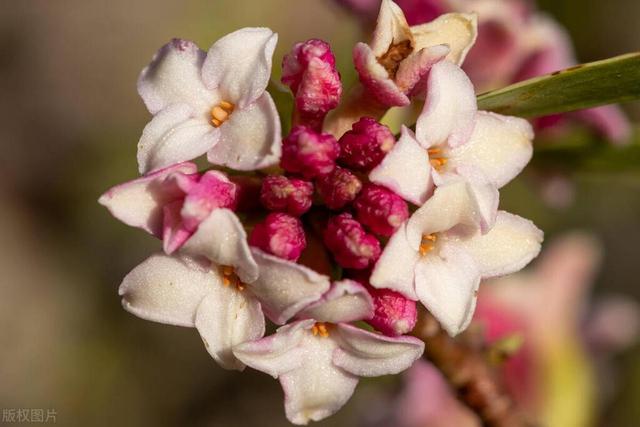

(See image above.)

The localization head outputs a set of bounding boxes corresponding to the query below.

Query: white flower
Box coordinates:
[137,28,281,173]
[233,280,424,425]
[370,181,543,336]
[370,60,533,229]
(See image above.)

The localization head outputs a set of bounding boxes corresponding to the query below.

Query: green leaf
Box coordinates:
[477,53,640,118]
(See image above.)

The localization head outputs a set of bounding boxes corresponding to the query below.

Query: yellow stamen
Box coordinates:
[210,101,235,127]
[419,234,437,256]
[218,265,245,291]
[311,322,330,338]
[428,147,448,171]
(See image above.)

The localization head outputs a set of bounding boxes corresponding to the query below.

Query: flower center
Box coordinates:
[210,101,235,127]
[311,322,331,338]
[378,40,413,79]
[419,233,437,256]
[219,265,245,291]
[428,147,448,171]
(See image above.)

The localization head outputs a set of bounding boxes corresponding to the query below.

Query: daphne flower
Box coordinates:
[118,253,265,370]
[353,0,477,106]
[370,181,542,335]
[233,280,424,424]
[370,60,533,229]
[136,28,281,173]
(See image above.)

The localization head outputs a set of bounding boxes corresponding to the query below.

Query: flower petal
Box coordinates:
[250,249,331,324]
[207,92,282,171]
[353,42,411,107]
[415,61,477,149]
[180,208,259,283]
[201,27,277,108]
[458,211,543,279]
[233,320,314,378]
[137,38,216,115]
[118,253,214,327]
[99,162,196,235]
[333,323,424,376]
[396,45,449,97]
[448,111,533,188]
[195,285,265,370]
[370,224,420,300]
[414,242,481,336]
[411,13,478,66]
[298,280,374,324]
[137,104,220,174]
[369,126,432,205]
[370,0,413,56]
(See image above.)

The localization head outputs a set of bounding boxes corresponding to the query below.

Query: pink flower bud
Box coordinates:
[260,175,314,216]
[353,184,409,236]
[316,166,363,210]
[323,213,381,269]
[249,213,307,261]
[177,171,237,232]
[281,126,340,179]
[338,117,395,172]
[282,39,342,130]
[366,286,418,336]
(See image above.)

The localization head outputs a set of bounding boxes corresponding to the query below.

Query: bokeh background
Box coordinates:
[0,1,639,426]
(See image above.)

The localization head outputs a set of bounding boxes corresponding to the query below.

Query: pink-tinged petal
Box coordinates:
[333,323,424,376]
[98,162,197,235]
[195,283,265,371]
[181,208,259,283]
[369,126,432,205]
[233,320,314,378]
[370,0,413,56]
[201,27,277,108]
[406,181,482,240]
[279,333,358,425]
[137,38,216,115]
[180,170,237,231]
[207,92,282,171]
[353,43,411,107]
[414,242,481,336]
[572,105,632,145]
[415,61,477,149]
[162,200,194,254]
[370,224,420,300]
[118,253,214,327]
[298,280,374,324]
[137,104,220,174]
[250,249,331,324]
[396,44,449,97]
[448,112,534,188]
[411,13,478,66]
[458,211,543,279]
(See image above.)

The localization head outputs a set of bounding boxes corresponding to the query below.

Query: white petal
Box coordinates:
[207,93,282,171]
[202,27,277,108]
[280,332,358,425]
[137,38,216,114]
[180,208,259,283]
[411,13,478,66]
[118,253,214,327]
[458,211,543,279]
[395,45,449,97]
[370,0,413,56]
[370,224,419,300]
[298,280,374,324]
[333,323,424,376]
[99,162,197,235]
[406,181,482,240]
[353,42,411,107]
[137,104,219,174]
[195,286,265,371]
[414,242,481,336]
[250,249,331,324]
[448,112,534,188]
[233,320,314,378]
[415,61,477,149]
[369,126,432,205]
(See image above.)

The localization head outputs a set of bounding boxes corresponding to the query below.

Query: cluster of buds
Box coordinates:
[100,2,544,424]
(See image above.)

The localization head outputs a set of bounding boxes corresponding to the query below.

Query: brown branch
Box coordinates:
[413,310,535,427]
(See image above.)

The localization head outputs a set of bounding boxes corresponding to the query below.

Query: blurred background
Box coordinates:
[0,0,639,426]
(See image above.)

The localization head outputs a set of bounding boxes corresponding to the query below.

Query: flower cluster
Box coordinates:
[100,1,543,424]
